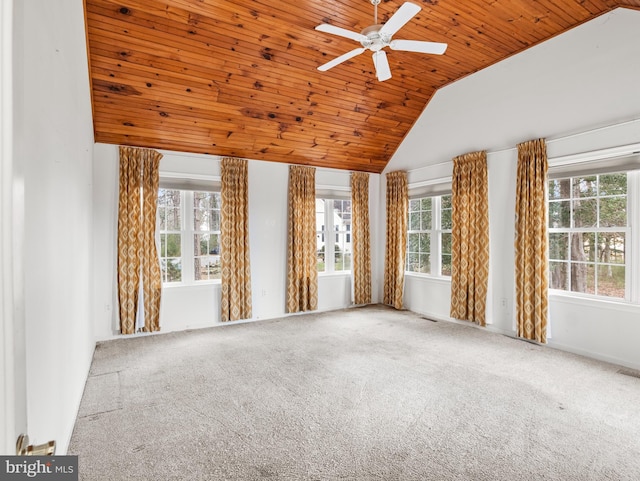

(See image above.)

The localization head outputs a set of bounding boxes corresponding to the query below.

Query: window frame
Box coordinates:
[547,158,640,305]
[406,193,452,278]
[157,187,222,287]
[316,196,352,275]
[192,191,222,283]
[157,188,183,284]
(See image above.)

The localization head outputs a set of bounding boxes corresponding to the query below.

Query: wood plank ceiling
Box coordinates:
[84,0,640,173]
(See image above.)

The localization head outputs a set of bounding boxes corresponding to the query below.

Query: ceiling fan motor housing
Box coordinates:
[360,25,390,51]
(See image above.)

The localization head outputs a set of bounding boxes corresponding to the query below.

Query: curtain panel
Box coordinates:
[117,146,163,335]
[351,172,372,305]
[449,151,490,326]
[220,157,252,322]
[383,171,408,309]
[286,165,318,312]
[515,139,549,343]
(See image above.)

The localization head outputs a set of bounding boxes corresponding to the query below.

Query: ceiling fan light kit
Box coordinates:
[316,0,448,81]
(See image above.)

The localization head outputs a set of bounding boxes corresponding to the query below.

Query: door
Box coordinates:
[1,0,28,455]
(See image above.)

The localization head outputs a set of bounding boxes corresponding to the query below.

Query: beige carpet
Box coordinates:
[69,305,640,480]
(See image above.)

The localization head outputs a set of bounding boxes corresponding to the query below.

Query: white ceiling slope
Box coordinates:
[386,7,640,174]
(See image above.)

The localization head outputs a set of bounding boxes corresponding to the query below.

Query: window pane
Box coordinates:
[407,253,419,272]
[166,234,181,257]
[597,265,624,298]
[197,209,210,231]
[573,198,597,228]
[598,232,625,265]
[334,251,344,271]
[159,207,166,230]
[343,253,351,271]
[421,197,432,211]
[441,254,452,276]
[194,234,208,257]
[195,255,220,281]
[571,232,594,262]
[599,173,626,196]
[317,248,325,272]
[441,195,452,230]
[549,261,568,290]
[209,234,220,255]
[166,208,181,231]
[334,200,351,231]
[549,200,570,228]
[549,233,568,261]
[418,253,430,274]
[420,210,432,230]
[599,197,626,227]
[419,233,430,253]
[409,212,420,231]
[573,176,597,198]
[408,233,419,253]
[159,189,180,207]
[316,199,326,234]
[409,199,420,212]
[441,233,452,255]
[548,179,570,200]
[207,255,221,280]
[570,263,594,294]
[160,233,167,257]
[163,259,182,283]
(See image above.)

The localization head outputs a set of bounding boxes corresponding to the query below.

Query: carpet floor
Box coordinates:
[69,305,640,480]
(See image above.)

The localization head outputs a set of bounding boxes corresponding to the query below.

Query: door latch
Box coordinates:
[16,434,56,456]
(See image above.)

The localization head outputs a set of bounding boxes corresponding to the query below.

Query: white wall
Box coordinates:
[391,8,640,370]
[16,0,95,454]
[92,145,374,340]
[387,8,640,173]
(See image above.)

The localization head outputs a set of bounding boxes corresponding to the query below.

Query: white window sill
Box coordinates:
[404,272,452,283]
[549,290,640,313]
[318,271,351,278]
[162,281,221,289]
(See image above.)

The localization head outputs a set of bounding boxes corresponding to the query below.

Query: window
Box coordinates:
[548,173,631,300]
[158,189,182,283]
[193,192,221,281]
[406,194,452,277]
[158,188,221,285]
[316,198,352,273]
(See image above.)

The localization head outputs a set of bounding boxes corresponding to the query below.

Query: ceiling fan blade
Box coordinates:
[379,2,421,37]
[372,50,392,82]
[315,24,367,43]
[389,39,447,55]
[318,47,366,71]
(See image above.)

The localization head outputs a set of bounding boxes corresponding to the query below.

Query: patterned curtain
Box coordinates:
[449,151,490,326]
[286,165,318,313]
[220,157,252,322]
[140,149,162,332]
[351,172,371,305]
[117,146,163,335]
[383,171,408,309]
[515,139,549,343]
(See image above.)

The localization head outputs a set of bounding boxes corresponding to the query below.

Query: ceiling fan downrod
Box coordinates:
[371,0,381,24]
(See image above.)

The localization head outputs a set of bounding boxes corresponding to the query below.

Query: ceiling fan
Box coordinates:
[315,0,447,82]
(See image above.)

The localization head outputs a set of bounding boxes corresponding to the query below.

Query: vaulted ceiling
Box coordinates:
[84,0,640,173]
